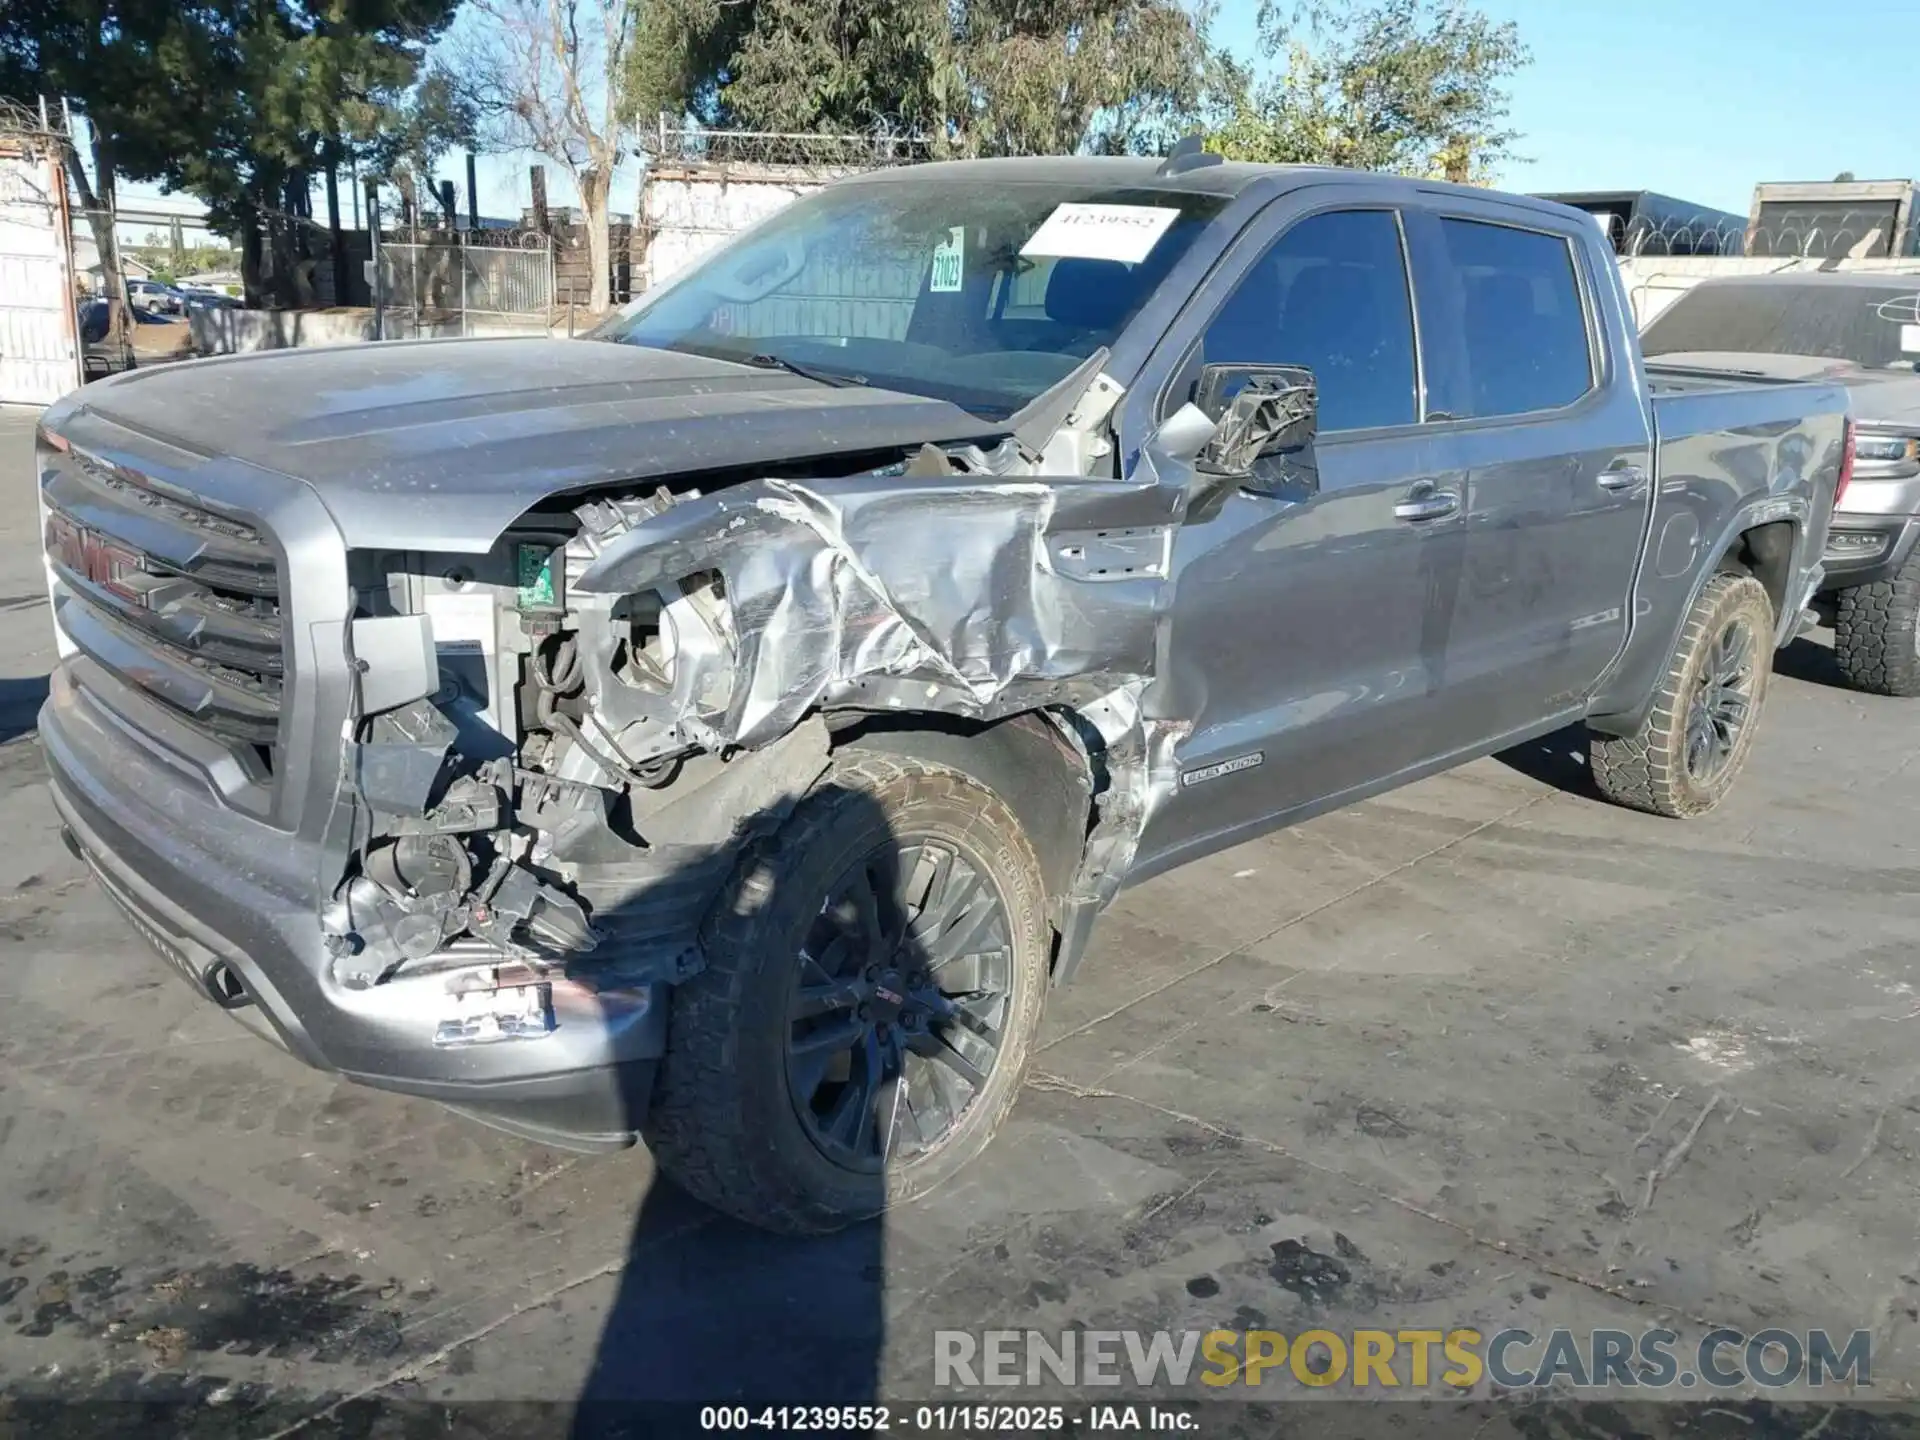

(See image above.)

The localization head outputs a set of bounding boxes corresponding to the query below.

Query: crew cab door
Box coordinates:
[1124,191,1480,876]
[1400,201,1655,737]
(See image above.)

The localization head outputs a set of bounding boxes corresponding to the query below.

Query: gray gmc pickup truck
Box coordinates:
[36,155,1850,1233]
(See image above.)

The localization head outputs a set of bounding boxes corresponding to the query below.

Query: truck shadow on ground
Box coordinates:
[570,781,922,1433]
[1770,634,1849,690]
[1490,721,1600,800]
[0,672,49,746]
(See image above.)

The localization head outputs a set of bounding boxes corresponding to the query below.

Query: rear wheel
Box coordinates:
[1832,551,1920,696]
[1591,572,1773,818]
[644,752,1049,1234]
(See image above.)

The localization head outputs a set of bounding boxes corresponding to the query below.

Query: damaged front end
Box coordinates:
[321,411,1194,1062]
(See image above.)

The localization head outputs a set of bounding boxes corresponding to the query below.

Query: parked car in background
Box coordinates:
[38,157,1850,1233]
[1642,272,1920,693]
[127,279,184,315]
[75,299,133,380]
[181,288,242,315]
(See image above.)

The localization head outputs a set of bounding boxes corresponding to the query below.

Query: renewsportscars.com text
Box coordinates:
[935,1327,1872,1391]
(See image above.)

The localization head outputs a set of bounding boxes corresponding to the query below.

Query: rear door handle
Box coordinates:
[1598,463,1648,492]
[1394,491,1460,522]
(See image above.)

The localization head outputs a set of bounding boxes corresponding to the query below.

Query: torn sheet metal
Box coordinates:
[572,468,1183,754]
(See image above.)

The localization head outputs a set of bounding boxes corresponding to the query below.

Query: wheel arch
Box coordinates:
[832,710,1096,947]
[1715,517,1799,630]
[1591,507,1805,737]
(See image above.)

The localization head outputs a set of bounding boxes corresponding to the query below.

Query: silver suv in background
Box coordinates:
[1642,273,1920,693]
[126,279,183,315]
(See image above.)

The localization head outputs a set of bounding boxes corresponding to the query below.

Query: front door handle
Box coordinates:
[1598,463,1648,492]
[1394,490,1460,522]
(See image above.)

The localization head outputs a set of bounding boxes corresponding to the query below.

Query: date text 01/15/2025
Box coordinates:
[697,1404,1195,1431]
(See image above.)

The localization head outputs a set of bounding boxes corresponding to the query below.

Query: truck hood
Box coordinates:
[1649,350,1920,428]
[51,337,1009,552]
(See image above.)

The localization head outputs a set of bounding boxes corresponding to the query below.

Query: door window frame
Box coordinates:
[1398,198,1613,433]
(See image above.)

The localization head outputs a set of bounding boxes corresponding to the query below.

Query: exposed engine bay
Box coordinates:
[320,424,1189,1046]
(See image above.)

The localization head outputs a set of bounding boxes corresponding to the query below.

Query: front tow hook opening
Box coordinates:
[204,959,254,1011]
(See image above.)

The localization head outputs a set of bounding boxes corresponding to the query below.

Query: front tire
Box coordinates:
[1591,572,1774,818]
[644,752,1050,1234]
[1833,551,1920,696]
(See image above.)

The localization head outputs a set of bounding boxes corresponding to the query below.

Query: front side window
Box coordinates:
[1196,208,1419,433]
[1440,218,1594,418]
[594,179,1227,421]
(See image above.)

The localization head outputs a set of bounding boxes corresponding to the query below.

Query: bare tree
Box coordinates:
[465,0,631,312]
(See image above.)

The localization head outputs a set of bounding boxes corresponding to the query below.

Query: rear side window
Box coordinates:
[1440,218,1594,418]
[1198,209,1419,432]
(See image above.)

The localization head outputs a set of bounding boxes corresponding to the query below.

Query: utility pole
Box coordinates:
[366,179,383,341]
[326,156,348,305]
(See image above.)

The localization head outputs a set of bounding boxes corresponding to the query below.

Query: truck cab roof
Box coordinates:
[841,153,1591,227]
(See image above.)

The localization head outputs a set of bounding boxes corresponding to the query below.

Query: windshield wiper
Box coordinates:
[741,352,871,388]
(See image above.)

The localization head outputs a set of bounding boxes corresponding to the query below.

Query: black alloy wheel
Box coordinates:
[785,839,1013,1171]
[1683,616,1755,782]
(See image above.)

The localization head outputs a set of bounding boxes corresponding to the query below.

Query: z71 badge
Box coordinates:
[1181,752,1264,787]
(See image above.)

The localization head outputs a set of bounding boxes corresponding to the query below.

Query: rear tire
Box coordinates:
[644,752,1050,1235]
[1591,572,1773,818]
[1833,551,1920,697]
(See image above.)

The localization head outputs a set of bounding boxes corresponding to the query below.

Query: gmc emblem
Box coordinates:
[47,513,142,603]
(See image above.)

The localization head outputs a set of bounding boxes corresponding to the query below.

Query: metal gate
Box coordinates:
[0,121,79,406]
[376,229,555,337]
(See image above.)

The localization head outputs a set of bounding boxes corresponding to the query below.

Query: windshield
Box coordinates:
[593,176,1229,419]
[1642,282,1920,370]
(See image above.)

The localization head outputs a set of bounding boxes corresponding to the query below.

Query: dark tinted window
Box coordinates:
[1441,218,1593,418]
[1199,209,1418,432]
[1641,281,1920,370]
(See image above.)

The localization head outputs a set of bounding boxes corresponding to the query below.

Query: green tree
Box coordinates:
[621,0,1225,159]
[0,0,222,333]
[2,0,464,308]
[1209,0,1528,181]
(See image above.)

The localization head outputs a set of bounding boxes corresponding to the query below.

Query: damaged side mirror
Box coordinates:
[1193,363,1318,477]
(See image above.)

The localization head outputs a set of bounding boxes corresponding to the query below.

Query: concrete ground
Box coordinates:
[1,401,1917,1435]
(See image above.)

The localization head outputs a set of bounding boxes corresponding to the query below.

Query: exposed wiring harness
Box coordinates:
[531,636,680,789]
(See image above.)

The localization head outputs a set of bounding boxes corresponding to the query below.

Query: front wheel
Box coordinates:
[644,752,1050,1234]
[1591,572,1774,818]
[1832,550,1920,696]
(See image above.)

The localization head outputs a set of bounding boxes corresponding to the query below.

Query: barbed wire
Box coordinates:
[1594,207,1920,263]
[0,97,66,166]
[637,122,932,178]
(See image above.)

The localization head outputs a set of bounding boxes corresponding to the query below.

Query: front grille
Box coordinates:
[43,447,285,762]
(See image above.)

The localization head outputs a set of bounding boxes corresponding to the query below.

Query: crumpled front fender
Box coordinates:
[573,469,1183,752]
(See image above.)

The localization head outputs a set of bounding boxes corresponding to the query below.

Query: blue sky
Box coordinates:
[1220,0,1917,214]
[118,0,1917,235]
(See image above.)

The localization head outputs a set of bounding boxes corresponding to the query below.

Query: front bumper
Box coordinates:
[43,664,666,1151]
[1820,515,1919,590]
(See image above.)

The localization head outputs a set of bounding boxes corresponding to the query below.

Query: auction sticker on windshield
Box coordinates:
[930,226,965,292]
[1021,203,1180,265]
